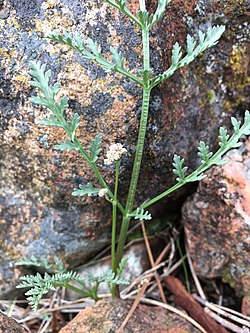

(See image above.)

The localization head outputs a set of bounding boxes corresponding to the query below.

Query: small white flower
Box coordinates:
[98,188,108,197]
[104,143,127,165]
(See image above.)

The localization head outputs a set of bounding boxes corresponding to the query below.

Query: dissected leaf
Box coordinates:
[110,46,124,68]
[197,141,213,164]
[54,138,79,152]
[129,208,152,220]
[89,134,102,162]
[67,113,80,141]
[172,42,182,65]
[39,114,63,127]
[172,154,188,182]
[72,183,101,197]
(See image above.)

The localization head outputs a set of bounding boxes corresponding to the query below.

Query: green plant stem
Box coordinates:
[64,282,94,298]
[115,16,151,271]
[175,236,190,292]
[112,160,120,273]
[111,160,120,297]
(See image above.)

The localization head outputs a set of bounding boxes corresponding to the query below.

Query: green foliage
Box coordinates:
[89,134,102,163]
[54,138,79,152]
[16,256,129,312]
[39,114,63,128]
[72,183,101,197]
[151,25,225,87]
[105,0,141,27]
[110,46,125,68]
[129,208,152,220]
[197,141,213,165]
[171,111,250,185]
[47,31,143,86]
[149,0,172,28]
[29,60,108,166]
[219,127,230,148]
[172,155,188,183]
[116,256,129,280]
[16,256,65,272]
[22,0,249,313]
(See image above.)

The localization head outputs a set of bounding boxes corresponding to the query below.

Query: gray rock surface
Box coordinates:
[0,0,249,296]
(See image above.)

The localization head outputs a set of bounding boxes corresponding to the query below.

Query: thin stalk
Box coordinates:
[112,160,120,273]
[64,283,92,298]
[136,182,184,212]
[115,10,151,270]
[175,236,190,292]
[111,160,120,297]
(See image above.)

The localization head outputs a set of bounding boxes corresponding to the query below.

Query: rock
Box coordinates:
[0,312,26,333]
[59,298,200,333]
[182,138,250,297]
[1,0,249,296]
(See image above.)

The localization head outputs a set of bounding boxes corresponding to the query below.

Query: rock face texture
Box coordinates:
[0,312,26,333]
[182,138,250,298]
[0,0,249,295]
[59,298,200,333]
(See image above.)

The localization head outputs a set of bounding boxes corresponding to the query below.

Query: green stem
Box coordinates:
[115,15,151,270]
[112,160,120,273]
[64,283,92,298]
[115,67,144,87]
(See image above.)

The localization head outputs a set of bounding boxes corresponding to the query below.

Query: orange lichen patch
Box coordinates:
[57,61,93,105]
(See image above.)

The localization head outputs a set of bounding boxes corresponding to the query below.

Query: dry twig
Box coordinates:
[164,275,229,333]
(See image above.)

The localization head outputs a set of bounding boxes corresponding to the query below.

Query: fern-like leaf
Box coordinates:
[218,127,230,148]
[39,115,63,127]
[129,208,152,220]
[148,0,172,28]
[197,141,213,164]
[186,34,196,55]
[116,256,129,280]
[151,25,225,88]
[54,138,79,152]
[16,256,66,273]
[110,46,125,68]
[89,134,102,162]
[172,154,188,182]
[72,183,101,197]
[172,42,182,65]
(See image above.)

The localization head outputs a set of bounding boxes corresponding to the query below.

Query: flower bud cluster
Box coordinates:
[104,143,127,165]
